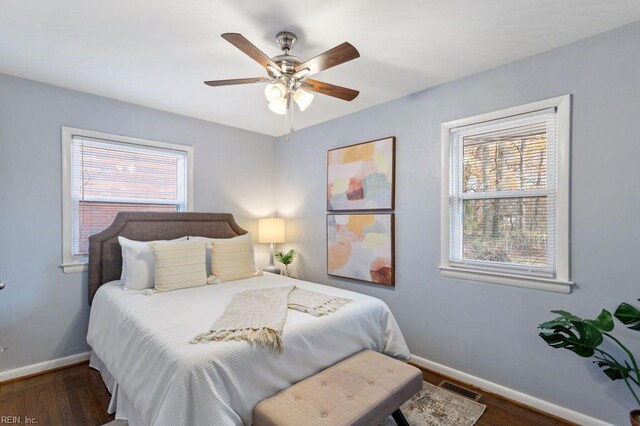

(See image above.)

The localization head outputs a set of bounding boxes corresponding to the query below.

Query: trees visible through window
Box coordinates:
[441,96,571,291]
[460,121,551,268]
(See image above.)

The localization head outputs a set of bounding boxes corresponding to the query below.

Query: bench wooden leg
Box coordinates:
[391,408,409,426]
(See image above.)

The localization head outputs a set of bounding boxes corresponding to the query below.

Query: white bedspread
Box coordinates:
[87,274,410,426]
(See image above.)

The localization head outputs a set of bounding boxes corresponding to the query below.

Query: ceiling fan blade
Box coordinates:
[295,42,360,75]
[301,79,359,101]
[221,33,280,71]
[204,77,270,87]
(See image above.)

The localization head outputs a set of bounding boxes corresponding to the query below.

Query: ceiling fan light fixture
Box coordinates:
[264,82,287,103]
[293,89,314,111]
[268,98,287,115]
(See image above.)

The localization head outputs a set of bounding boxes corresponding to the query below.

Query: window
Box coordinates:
[61,127,193,272]
[440,96,571,293]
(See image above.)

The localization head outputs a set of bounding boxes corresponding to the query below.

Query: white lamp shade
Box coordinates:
[258,218,285,243]
[264,83,286,103]
[268,98,287,115]
[293,89,314,111]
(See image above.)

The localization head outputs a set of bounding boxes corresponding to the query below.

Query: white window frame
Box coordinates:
[61,127,194,273]
[440,95,572,293]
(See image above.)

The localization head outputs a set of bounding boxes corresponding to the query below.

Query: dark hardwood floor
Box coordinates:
[0,362,573,425]
[417,365,574,426]
[0,363,114,426]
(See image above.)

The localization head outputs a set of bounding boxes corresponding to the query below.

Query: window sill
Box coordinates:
[60,262,88,274]
[439,266,573,294]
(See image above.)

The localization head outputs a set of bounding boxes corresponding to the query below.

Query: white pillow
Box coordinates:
[119,236,188,290]
[188,233,257,275]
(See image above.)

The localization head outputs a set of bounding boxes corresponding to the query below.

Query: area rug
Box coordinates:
[103,381,486,426]
[380,381,486,426]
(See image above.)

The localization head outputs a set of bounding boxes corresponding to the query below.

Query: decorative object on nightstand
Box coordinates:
[275,249,296,277]
[258,217,285,275]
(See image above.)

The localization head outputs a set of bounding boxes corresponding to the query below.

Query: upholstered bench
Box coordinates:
[253,350,423,426]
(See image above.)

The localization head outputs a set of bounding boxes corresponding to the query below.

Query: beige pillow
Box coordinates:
[211,238,256,282]
[150,240,207,292]
[189,234,257,275]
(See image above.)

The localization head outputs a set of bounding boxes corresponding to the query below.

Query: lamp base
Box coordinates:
[263,265,282,275]
[264,242,282,275]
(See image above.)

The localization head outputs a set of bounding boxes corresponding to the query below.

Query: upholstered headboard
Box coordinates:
[88,212,247,304]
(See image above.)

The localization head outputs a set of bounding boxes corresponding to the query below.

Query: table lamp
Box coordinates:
[258,217,285,274]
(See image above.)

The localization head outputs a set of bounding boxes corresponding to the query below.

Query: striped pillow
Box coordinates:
[189,233,257,276]
[211,239,256,282]
[150,241,207,292]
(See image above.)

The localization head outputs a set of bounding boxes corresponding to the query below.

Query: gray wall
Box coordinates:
[276,22,640,424]
[0,74,276,373]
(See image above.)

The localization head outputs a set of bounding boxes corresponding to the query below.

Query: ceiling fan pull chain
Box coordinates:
[285,102,295,143]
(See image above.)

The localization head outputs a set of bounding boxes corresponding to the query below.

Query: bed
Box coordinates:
[86,212,410,426]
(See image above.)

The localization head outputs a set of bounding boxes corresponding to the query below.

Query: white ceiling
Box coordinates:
[2,1,640,136]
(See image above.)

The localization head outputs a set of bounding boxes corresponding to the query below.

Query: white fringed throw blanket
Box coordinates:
[191,286,351,351]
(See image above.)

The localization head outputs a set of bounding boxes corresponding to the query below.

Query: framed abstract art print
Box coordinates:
[327,137,395,211]
[327,213,394,286]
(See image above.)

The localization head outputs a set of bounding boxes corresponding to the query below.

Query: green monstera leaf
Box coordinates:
[614,300,640,331]
[539,310,582,329]
[550,310,583,320]
[539,309,613,332]
[539,304,640,406]
[594,357,633,381]
[585,309,615,332]
[539,321,603,358]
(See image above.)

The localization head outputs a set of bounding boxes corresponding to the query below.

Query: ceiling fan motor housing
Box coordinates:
[276,31,297,53]
[272,32,301,76]
[271,54,301,75]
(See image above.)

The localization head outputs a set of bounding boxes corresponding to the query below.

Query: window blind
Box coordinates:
[449,109,557,276]
[70,137,188,255]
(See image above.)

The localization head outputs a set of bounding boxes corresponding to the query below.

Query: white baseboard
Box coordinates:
[410,354,612,426]
[0,351,91,383]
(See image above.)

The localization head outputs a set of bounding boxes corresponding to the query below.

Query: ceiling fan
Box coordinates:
[204,31,360,115]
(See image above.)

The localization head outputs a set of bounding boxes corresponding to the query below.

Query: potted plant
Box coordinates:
[275,249,296,277]
[538,300,640,425]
